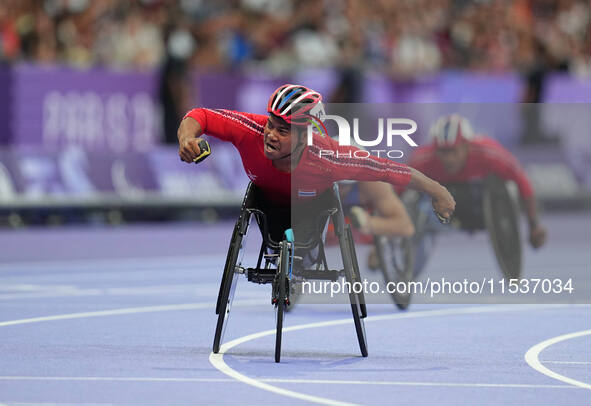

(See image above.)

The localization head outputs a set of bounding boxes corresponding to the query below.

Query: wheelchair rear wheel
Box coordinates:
[403,191,437,279]
[374,234,415,310]
[346,226,367,318]
[483,176,522,280]
[341,224,368,357]
[213,220,246,354]
[216,221,240,315]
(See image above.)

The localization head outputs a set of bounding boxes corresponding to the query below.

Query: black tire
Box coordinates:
[216,221,241,315]
[347,275,368,357]
[483,176,522,280]
[374,234,415,310]
[213,224,244,354]
[340,226,368,357]
[274,241,289,363]
[346,225,367,318]
[403,191,436,279]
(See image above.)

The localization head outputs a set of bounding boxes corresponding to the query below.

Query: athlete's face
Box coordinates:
[435,143,468,174]
[263,114,300,160]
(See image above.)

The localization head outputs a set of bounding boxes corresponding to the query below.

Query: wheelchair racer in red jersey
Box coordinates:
[408,114,547,249]
[177,84,455,230]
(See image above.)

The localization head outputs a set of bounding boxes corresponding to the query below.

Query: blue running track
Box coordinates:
[0,213,590,405]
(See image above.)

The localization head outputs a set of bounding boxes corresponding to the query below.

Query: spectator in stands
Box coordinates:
[0,0,589,81]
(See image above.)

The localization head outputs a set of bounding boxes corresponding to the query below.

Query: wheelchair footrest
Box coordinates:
[247,268,276,284]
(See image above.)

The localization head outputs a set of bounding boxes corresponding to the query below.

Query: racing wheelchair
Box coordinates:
[373,231,416,310]
[213,182,368,363]
[373,175,522,309]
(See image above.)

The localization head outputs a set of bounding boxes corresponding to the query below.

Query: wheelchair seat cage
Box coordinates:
[212,182,368,362]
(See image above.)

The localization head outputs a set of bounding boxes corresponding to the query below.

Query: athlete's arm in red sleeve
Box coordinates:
[395,146,435,194]
[406,148,430,174]
[312,138,455,220]
[312,137,413,187]
[177,108,265,163]
[332,145,414,187]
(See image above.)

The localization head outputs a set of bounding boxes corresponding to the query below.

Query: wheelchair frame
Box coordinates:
[213,182,368,363]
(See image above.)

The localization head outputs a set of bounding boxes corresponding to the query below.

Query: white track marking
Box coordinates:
[525,329,591,390]
[0,376,581,389]
[0,283,228,300]
[3,403,112,406]
[210,304,583,406]
[4,403,113,406]
[0,376,582,389]
[0,302,588,404]
[0,299,265,327]
[210,325,360,406]
[0,255,228,273]
[0,376,233,383]
[261,379,580,389]
[542,361,591,365]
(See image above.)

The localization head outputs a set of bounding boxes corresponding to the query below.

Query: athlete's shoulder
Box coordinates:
[312,134,340,149]
[469,135,518,165]
[469,135,504,151]
[205,109,267,133]
[408,143,436,166]
[412,143,436,155]
[306,135,337,164]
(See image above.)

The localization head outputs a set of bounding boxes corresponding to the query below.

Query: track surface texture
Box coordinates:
[0,213,590,405]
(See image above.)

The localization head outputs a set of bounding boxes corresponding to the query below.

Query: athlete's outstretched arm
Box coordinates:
[177,108,265,163]
[313,137,456,221]
[481,139,547,248]
[407,168,455,221]
[523,196,547,249]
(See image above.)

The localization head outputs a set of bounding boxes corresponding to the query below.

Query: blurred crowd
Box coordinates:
[0,0,590,77]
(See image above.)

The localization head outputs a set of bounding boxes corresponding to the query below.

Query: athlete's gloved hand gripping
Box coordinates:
[407,168,456,223]
[178,117,207,163]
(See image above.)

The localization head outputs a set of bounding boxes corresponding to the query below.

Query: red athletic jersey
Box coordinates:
[408,137,534,198]
[184,108,412,204]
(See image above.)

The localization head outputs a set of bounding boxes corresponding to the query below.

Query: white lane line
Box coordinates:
[210,304,582,406]
[542,361,591,365]
[0,376,582,389]
[525,329,591,390]
[2,403,113,406]
[0,255,220,272]
[262,379,580,389]
[0,301,587,404]
[0,255,210,271]
[0,299,265,327]
[0,376,233,383]
[211,323,359,406]
[0,283,224,300]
